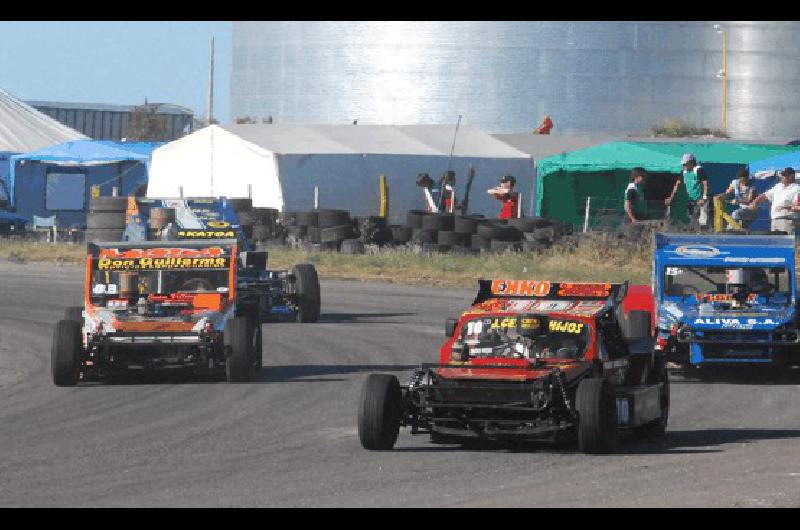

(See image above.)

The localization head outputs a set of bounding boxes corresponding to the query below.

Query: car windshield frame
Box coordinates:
[662,265,792,305]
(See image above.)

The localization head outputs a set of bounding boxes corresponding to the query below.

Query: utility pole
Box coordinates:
[714,24,727,134]
[208,37,215,125]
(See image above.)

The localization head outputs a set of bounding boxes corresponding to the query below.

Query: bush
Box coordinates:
[651,119,728,138]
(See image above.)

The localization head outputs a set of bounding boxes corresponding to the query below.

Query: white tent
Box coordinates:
[148,124,534,220]
[0,87,86,153]
[147,125,283,209]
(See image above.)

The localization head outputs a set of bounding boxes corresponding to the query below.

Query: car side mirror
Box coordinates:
[445,318,458,337]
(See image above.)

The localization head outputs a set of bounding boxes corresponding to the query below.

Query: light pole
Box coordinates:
[714,24,727,134]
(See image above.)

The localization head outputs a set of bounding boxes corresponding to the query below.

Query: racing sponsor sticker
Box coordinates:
[178,230,237,238]
[96,247,229,271]
[490,280,552,297]
[548,319,585,334]
[674,245,721,258]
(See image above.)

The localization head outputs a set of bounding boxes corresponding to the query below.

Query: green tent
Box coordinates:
[535,141,800,227]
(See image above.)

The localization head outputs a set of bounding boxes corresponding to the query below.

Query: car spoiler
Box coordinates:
[655,233,795,250]
[473,279,628,306]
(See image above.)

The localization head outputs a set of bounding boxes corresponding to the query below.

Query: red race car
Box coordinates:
[358,279,667,454]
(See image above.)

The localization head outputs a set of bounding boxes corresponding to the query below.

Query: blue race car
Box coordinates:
[653,233,799,367]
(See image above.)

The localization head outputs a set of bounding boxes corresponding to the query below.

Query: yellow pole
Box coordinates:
[379,174,388,218]
[722,29,727,133]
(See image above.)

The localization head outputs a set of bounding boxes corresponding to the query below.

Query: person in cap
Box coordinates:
[624,167,648,224]
[488,175,519,219]
[748,167,800,233]
[665,153,709,229]
[716,168,757,229]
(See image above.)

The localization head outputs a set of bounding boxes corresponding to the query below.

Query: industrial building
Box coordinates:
[231,21,800,140]
[27,100,194,141]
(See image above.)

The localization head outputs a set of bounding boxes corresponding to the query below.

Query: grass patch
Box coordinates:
[0,234,652,286]
[267,235,652,287]
[0,240,85,264]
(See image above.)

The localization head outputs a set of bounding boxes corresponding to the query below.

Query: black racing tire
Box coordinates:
[225,317,252,382]
[450,245,480,256]
[521,240,547,252]
[88,196,128,212]
[251,207,279,225]
[490,239,521,252]
[476,223,502,240]
[506,218,538,232]
[494,225,523,242]
[576,377,618,454]
[528,226,555,242]
[471,234,491,250]
[340,238,366,255]
[422,243,451,253]
[296,211,319,228]
[317,209,352,228]
[422,214,455,232]
[52,319,81,387]
[65,306,84,323]
[86,212,127,229]
[84,228,124,244]
[293,263,321,323]
[454,215,481,234]
[358,374,403,450]
[411,229,437,244]
[437,230,468,246]
[406,210,430,229]
[634,356,670,438]
[389,225,412,243]
[621,310,652,341]
[227,198,253,212]
[320,224,354,243]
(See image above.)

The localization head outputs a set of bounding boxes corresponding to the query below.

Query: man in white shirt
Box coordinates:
[748,167,800,233]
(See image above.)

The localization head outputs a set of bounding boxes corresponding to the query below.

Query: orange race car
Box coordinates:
[51,239,319,385]
[358,280,668,454]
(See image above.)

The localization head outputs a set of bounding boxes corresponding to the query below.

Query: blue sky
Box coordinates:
[0,21,231,122]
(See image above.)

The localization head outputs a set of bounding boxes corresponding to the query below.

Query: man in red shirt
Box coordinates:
[535,115,553,135]
[488,175,519,219]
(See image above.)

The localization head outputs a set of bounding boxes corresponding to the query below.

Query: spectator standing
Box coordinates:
[624,167,648,224]
[666,153,708,229]
[487,175,519,220]
[748,167,800,233]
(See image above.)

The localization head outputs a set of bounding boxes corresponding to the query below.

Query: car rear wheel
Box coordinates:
[358,374,402,450]
[576,377,618,454]
[225,317,252,382]
[293,263,321,323]
[52,319,81,386]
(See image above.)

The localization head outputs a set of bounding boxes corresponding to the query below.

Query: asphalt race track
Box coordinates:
[1,261,799,507]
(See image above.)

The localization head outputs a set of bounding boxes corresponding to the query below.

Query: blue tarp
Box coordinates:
[749,151,800,175]
[7,140,163,228]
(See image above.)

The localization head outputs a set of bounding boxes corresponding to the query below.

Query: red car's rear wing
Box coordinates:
[473,279,628,306]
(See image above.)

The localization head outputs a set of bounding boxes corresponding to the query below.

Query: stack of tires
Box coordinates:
[279,209,356,252]
[229,199,282,247]
[398,210,569,254]
[85,196,129,244]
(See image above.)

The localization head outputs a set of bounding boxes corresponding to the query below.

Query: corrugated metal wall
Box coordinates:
[232,21,800,139]
[32,106,192,141]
